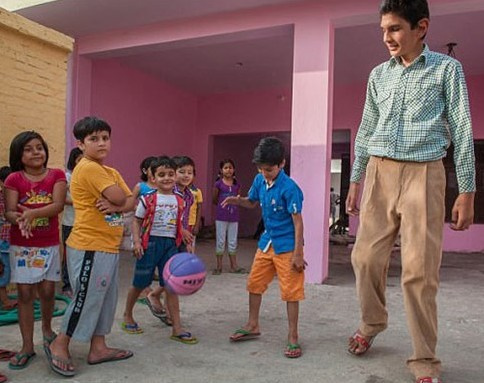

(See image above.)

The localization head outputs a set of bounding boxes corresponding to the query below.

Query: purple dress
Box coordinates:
[215,179,240,222]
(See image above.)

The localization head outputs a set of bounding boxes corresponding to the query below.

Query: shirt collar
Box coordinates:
[389,43,430,68]
[264,168,285,189]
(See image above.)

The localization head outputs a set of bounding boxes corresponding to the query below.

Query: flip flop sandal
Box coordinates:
[87,349,133,365]
[121,322,144,334]
[0,350,16,361]
[416,378,442,383]
[45,346,76,377]
[0,373,7,383]
[229,267,248,274]
[230,328,261,342]
[8,352,36,370]
[284,343,302,358]
[170,332,198,345]
[145,297,167,319]
[212,269,222,275]
[42,332,58,358]
[348,331,375,356]
[159,315,173,327]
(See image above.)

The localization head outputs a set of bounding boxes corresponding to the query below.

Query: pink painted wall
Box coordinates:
[89,59,198,188]
[332,74,484,252]
[195,88,292,227]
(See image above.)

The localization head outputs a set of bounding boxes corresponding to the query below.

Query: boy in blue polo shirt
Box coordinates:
[222,137,305,358]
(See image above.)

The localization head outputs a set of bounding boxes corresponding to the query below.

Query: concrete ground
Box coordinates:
[1,238,483,383]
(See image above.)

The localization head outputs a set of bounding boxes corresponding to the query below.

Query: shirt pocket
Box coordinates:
[375,88,393,115]
[405,82,442,122]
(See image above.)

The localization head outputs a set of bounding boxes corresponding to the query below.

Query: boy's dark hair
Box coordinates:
[379,0,429,29]
[73,116,112,142]
[140,156,157,182]
[66,147,83,171]
[172,156,195,170]
[252,137,285,166]
[0,166,12,182]
[9,131,49,172]
[150,156,176,176]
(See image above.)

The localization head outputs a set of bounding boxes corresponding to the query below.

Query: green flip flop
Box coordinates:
[8,352,36,370]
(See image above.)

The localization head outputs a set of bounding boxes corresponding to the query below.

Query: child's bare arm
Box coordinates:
[194,202,203,234]
[212,187,219,205]
[221,196,258,209]
[291,213,305,272]
[102,184,128,207]
[131,217,143,259]
[4,188,21,225]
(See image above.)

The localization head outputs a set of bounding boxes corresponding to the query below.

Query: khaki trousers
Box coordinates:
[351,156,445,378]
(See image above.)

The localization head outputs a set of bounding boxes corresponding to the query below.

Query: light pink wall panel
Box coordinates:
[90,59,198,188]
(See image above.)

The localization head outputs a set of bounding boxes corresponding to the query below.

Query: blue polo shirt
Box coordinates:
[248,169,303,254]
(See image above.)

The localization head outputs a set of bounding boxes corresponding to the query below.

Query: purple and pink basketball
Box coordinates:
[163,252,207,295]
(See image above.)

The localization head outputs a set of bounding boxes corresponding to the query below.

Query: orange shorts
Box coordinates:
[247,246,305,301]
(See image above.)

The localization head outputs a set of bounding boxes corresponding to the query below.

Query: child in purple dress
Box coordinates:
[212,159,244,274]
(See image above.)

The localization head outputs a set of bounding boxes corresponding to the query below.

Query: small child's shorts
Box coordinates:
[9,245,61,284]
[0,240,11,287]
[133,236,178,289]
[247,246,305,301]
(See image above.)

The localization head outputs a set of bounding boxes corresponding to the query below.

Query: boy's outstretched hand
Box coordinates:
[221,196,239,208]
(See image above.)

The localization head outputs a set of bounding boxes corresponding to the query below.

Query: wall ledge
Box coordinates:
[0,6,73,52]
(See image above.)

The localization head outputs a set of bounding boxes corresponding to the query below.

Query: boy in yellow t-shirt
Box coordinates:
[48,117,134,377]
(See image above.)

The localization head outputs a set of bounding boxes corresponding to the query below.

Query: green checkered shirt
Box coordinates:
[351,45,476,193]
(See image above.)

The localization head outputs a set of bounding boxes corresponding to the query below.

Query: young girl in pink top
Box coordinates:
[4,131,66,370]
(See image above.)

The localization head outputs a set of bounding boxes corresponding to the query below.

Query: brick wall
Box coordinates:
[0,7,73,169]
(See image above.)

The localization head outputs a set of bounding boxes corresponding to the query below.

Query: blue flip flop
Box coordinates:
[170,332,198,345]
[121,322,144,334]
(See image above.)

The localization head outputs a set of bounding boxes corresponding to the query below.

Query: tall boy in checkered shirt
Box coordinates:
[345,1,475,383]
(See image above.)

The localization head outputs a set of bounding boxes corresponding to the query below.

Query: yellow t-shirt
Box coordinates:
[188,187,203,227]
[67,158,132,253]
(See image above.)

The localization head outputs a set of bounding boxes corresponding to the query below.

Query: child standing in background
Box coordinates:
[188,180,203,251]
[60,147,83,297]
[173,156,195,252]
[4,131,67,370]
[0,166,16,311]
[212,159,244,275]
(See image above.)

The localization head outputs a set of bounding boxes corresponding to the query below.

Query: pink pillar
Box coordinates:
[66,47,92,145]
[291,18,334,283]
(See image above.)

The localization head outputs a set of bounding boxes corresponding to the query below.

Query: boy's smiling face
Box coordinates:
[380,12,428,65]
[175,165,194,189]
[152,166,176,193]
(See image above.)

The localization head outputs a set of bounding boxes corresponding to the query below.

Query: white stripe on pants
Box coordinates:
[215,220,238,255]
